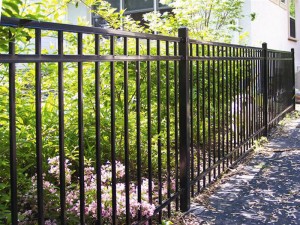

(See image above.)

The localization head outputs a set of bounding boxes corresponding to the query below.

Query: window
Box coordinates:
[281,0,286,3]
[103,0,172,13]
[125,0,153,11]
[289,0,296,39]
[108,0,121,10]
[290,17,296,38]
[92,0,173,27]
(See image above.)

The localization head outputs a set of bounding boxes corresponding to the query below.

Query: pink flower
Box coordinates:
[48,156,72,184]
[87,201,97,218]
[23,210,32,216]
[115,161,125,178]
[20,159,160,223]
[141,202,155,217]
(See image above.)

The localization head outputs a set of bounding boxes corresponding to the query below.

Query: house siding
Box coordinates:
[240,0,300,88]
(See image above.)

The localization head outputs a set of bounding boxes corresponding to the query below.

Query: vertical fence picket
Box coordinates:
[207,45,211,183]
[242,48,246,151]
[229,47,233,165]
[233,47,237,156]
[196,44,201,192]
[124,36,131,225]
[78,32,85,225]
[136,37,142,221]
[110,35,117,225]
[146,38,153,222]
[174,41,179,211]
[9,30,18,225]
[157,39,162,222]
[189,42,194,197]
[237,48,242,156]
[201,43,206,189]
[58,30,66,225]
[212,45,216,178]
[35,28,44,225]
[95,33,102,225]
[225,46,229,165]
[166,40,171,216]
[221,47,225,170]
[217,45,221,174]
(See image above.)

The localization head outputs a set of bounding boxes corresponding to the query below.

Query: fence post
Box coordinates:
[291,48,295,110]
[178,27,191,212]
[262,43,268,136]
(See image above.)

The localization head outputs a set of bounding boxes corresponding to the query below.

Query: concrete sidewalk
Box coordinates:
[189,113,300,225]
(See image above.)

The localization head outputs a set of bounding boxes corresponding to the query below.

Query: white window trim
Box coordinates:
[270,0,279,4]
[288,0,297,40]
[280,0,288,9]
[269,0,288,9]
[270,0,280,5]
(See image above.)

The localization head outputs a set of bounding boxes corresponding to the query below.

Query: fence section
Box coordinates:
[186,39,264,197]
[183,37,294,203]
[0,17,182,225]
[267,48,295,128]
[0,18,295,225]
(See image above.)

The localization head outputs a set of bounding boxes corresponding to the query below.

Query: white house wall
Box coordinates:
[240,0,300,88]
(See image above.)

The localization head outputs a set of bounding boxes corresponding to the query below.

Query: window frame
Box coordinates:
[288,0,297,40]
[280,0,288,9]
[91,0,172,27]
[124,0,172,14]
[124,0,154,13]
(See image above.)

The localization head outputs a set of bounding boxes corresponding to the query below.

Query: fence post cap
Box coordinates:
[178,27,188,35]
[178,26,188,30]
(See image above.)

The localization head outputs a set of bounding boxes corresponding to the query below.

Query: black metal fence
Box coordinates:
[0,17,294,225]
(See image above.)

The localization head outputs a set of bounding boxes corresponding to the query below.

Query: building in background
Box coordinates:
[240,0,299,62]
[238,0,300,88]
[67,0,300,88]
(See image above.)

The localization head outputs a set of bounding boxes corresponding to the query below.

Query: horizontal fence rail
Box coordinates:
[0,17,295,225]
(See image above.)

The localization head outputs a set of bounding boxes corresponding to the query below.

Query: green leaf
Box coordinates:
[12,0,22,5]
[2,8,15,17]
[3,1,20,14]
